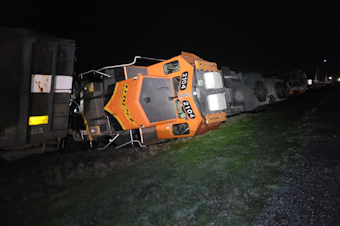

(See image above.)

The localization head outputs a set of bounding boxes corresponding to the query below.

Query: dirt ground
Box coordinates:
[0,85,340,225]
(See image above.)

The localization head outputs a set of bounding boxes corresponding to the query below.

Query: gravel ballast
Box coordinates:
[253,89,340,225]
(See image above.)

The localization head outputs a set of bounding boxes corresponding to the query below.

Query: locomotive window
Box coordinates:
[173,123,190,136]
[175,99,186,118]
[172,76,180,96]
[164,60,180,75]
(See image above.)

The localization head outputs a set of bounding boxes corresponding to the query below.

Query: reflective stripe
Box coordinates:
[29,115,49,125]
[31,74,52,93]
[55,75,73,90]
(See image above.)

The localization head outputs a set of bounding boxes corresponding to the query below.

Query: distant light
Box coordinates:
[307,79,312,85]
[338,78,340,82]
[328,77,332,80]
[323,59,327,63]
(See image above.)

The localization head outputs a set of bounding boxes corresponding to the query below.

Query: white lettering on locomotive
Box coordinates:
[180,72,188,90]
[182,100,195,118]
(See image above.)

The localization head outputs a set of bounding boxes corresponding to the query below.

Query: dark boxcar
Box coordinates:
[0,26,75,159]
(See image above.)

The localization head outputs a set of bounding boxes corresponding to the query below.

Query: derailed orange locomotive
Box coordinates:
[77,52,293,149]
[79,52,228,149]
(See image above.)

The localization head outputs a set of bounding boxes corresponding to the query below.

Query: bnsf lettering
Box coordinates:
[182,100,195,119]
[119,82,137,127]
[180,71,188,90]
[119,83,129,110]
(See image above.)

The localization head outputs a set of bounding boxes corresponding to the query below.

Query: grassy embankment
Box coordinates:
[39,97,313,226]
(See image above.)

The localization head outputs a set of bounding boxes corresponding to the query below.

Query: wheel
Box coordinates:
[255,81,267,102]
[275,82,284,98]
[282,83,290,98]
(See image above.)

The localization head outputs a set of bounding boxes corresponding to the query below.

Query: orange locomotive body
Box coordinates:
[100,52,227,146]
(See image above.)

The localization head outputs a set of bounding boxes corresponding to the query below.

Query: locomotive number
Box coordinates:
[182,100,195,119]
[180,71,188,90]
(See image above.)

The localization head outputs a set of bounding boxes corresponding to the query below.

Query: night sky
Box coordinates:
[2,2,339,78]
